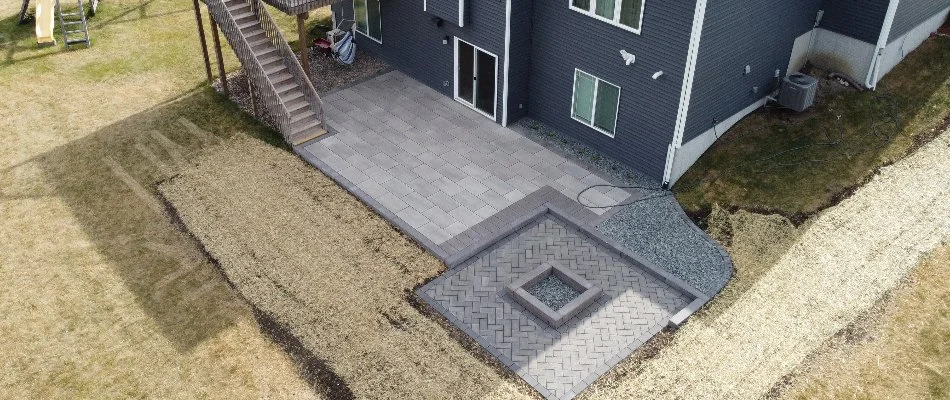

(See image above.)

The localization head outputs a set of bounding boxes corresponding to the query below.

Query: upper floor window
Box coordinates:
[354,0,382,43]
[570,0,644,33]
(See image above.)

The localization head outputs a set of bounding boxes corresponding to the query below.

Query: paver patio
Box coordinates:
[296,71,632,261]
[417,204,704,400]
[294,70,709,400]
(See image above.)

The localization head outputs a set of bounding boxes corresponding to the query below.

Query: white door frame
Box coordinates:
[453,37,498,121]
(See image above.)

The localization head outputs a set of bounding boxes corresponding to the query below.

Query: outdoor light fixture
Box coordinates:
[443,36,450,45]
[619,49,636,66]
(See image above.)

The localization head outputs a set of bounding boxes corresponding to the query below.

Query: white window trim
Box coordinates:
[568,0,645,34]
[570,68,621,138]
[353,0,383,44]
[453,37,499,121]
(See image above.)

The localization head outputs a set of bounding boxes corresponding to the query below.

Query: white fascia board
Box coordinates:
[663,0,708,185]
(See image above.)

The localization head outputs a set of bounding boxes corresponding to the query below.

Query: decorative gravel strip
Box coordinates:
[516,119,732,296]
[527,275,581,311]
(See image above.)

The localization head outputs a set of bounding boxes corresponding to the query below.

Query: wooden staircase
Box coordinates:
[208,0,327,146]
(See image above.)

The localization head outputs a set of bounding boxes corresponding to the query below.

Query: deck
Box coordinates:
[262,0,338,15]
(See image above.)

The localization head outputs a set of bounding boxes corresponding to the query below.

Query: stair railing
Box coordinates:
[251,0,326,133]
[205,0,293,142]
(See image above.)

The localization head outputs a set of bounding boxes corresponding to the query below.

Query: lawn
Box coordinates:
[781,242,950,400]
[157,137,536,399]
[0,0,331,397]
[675,36,950,220]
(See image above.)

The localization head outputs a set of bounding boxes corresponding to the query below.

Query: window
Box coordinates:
[354,0,382,43]
[571,69,621,137]
[570,0,644,32]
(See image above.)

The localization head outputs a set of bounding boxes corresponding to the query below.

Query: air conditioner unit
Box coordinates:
[778,73,818,112]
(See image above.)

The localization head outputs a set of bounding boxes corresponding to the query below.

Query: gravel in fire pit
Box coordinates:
[527,275,581,311]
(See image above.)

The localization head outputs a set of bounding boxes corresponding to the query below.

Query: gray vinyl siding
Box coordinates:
[682,0,823,144]
[528,0,694,180]
[818,0,889,44]
[425,0,460,27]
[332,0,506,121]
[505,0,533,123]
[890,0,950,39]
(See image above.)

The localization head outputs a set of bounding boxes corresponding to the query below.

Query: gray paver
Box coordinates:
[419,215,692,400]
[306,70,631,259]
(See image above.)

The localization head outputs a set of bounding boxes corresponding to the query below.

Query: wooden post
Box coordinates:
[208,12,229,95]
[191,0,213,83]
[297,13,310,81]
[247,70,258,117]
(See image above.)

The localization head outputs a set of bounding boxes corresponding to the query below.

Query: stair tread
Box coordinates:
[252,46,276,57]
[290,126,327,146]
[292,118,324,134]
[280,91,305,102]
[269,72,293,83]
[263,63,287,75]
[286,101,309,113]
[274,83,298,95]
[291,108,317,121]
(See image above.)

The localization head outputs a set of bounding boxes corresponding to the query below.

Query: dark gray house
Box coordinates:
[331,0,950,185]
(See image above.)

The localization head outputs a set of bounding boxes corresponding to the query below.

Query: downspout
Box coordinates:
[662,0,708,187]
[865,0,900,90]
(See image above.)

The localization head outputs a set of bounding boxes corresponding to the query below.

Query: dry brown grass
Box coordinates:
[779,243,950,400]
[157,137,537,400]
[0,0,327,397]
[581,130,950,399]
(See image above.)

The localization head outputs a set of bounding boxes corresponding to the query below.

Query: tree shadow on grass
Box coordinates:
[30,84,283,351]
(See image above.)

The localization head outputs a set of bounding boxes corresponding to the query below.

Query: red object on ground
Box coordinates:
[313,38,332,55]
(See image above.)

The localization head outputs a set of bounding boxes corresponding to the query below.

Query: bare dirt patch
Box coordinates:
[158,137,537,400]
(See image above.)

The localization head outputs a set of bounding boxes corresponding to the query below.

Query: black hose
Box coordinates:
[574,94,901,209]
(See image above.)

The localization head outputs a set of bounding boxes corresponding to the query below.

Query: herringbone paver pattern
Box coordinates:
[422,216,690,399]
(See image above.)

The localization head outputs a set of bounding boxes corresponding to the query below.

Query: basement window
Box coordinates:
[571,69,621,137]
[570,0,645,33]
[354,0,382,43]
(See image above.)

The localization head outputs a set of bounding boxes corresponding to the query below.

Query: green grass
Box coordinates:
[674,37,950,220]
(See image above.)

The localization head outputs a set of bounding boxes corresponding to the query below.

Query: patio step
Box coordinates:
[290,123,327,146]
[206,0,326,148]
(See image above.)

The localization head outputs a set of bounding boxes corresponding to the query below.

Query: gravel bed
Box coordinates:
[517,118,731,296]
[526,275,581,311]
[598,198,730,296]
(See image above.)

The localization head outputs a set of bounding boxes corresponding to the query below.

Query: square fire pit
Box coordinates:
[506,262,602,328]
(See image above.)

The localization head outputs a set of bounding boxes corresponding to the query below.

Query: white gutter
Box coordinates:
[865,0,901,90]
[662,0,708,186]
[501,0,512,126]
